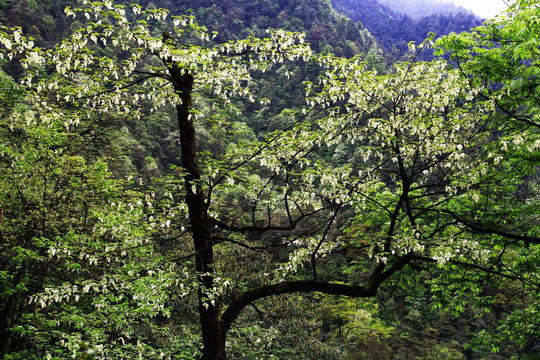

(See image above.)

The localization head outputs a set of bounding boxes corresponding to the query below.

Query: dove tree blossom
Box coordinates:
[0,0,538,359]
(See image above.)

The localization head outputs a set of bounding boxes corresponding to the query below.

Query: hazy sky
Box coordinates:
[448,0,512,19]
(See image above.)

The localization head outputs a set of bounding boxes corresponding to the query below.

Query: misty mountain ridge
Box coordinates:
[330,0,482,58]
[379,0,472,19]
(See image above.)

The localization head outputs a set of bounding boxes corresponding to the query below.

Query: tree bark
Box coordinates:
[167,66,225,359]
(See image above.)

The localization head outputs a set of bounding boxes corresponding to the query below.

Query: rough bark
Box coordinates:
[166,63,225,359]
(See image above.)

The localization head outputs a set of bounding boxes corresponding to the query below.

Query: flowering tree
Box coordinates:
[0,0,538,359]
[0,70,170,359]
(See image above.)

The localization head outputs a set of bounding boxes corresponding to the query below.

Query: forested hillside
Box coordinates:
[330,0,482,57]
[0,0,482,61]
[0,0,539,359]
[0,0,75,45]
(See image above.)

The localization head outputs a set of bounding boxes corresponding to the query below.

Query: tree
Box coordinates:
[0,68,186,359]
[434,0,539,133]
[313,32,538,352]
[433,0,540,355]
[0,1,538,359]
[3,2,334,359]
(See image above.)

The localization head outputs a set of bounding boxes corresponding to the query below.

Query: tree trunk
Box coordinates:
[169,68,226,359]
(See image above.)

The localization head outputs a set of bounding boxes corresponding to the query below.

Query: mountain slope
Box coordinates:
[330,0,482,58]
[0,0,483,62]
[156,0,384,58]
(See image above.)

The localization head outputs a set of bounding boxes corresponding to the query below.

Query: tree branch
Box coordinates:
[219,280,375,334]
[211,205,333,233]
[441,209,540,245]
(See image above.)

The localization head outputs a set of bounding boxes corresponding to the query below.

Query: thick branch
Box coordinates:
[220,252,414,337]
[219,280,375,334]
[369,253,415,290]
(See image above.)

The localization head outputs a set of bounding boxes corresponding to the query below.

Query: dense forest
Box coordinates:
[0,0,539,359]
[330,0,481,57]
